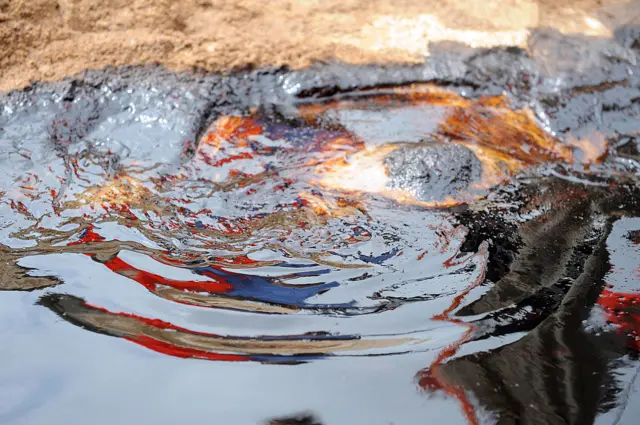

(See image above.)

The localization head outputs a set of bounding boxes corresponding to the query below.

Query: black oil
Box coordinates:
[384,143,482,202]
[2,27,640,425]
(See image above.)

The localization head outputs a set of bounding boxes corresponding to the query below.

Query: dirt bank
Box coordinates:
[1,0,637,92]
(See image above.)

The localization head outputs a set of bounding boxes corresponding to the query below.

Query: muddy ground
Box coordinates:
[1,0,639,92]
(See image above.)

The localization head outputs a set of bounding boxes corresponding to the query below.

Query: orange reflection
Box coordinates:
[567,131,608,165]
[301,85,599,207]
[189,86,599,209]
[200,116,264,149]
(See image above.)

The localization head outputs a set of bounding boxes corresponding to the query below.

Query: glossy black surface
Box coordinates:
[2,27,640,425]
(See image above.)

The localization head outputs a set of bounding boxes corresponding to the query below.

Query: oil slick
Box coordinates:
[301,85,581,207]
[1,77,638,425]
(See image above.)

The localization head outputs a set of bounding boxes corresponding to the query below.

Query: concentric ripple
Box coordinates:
[0,84,594,365]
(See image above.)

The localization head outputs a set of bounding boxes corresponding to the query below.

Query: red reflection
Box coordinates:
[417,243,489,425]
[598,288,640,352]
[83,301,251,362]
[208,152,254,167]
[102,256,233,294]
[68,226,105,245]
[126,335,250,362]
[66,226,233,295]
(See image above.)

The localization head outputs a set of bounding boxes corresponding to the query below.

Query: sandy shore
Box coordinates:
[0,0,637,92]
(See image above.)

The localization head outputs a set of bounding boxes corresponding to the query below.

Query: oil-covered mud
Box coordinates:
[384,143,482,202]
[2,29,640,425]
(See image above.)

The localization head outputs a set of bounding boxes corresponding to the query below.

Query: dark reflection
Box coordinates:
[457,185,602,316]
[0,253,60,291]
[266,413,323,425]
[627,229,640,244]
[420,316,620,425]
[418,181,640,425]
[37,292,404,364]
